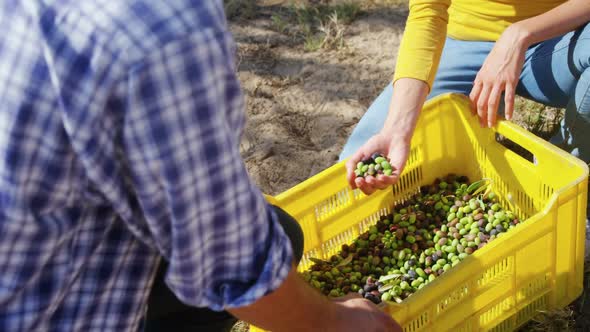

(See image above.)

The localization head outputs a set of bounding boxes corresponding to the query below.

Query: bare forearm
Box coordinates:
[514,0,590,47]
[228,268,336,332]
[381,78,429,143]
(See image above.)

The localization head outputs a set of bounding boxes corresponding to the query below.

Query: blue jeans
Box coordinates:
[339,24,590,164]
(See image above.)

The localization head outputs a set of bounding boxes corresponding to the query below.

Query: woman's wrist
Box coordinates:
[506,22,534,50]
[379,78,428,145]
[377,130,412,147]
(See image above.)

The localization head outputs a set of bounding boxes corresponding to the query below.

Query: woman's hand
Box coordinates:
[345,78,428,195]
[469,24,529,127]
[345,133,410,195]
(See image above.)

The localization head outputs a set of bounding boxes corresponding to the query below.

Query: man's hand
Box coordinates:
[229,268,402,332]
[469,24,528,128]
[330,294,403,332]
[345,133,410,195]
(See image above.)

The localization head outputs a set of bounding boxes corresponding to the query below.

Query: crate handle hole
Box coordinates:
[495,133,536,164]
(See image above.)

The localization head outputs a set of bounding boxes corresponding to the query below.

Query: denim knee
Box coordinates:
[569,23,590,74]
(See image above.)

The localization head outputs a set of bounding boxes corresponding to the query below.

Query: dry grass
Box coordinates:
[270,1,362,52]
[317,12,347,50]
[519,308,576,332]
[513,96,564,139]
[227,0,363,52]
[496,96,564,162]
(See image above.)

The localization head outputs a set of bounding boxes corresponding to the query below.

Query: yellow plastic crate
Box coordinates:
[251,93,588,332]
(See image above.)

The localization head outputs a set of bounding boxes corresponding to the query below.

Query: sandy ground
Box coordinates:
[232,2,408,195]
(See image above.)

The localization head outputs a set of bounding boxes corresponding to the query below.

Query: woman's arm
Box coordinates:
[470,0,590,127]
[346,0,450,194]
[346,78,428,194]
[518,0,590,46]
[394,0,451,89]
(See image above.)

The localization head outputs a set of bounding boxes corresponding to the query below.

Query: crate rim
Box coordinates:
[273,93,589,219]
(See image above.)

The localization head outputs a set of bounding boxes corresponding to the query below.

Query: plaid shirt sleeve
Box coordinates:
[122,28,294,310]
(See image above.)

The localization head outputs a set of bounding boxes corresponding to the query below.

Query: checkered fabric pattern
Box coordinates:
[0,1,293,331]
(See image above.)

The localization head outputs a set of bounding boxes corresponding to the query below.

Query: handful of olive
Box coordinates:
[354,153,395,178]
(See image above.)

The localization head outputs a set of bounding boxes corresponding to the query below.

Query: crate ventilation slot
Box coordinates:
[300,215,315,240]
[435,284,469,315]
[489,318,514,332]
[516,295,547,326]
[300,248,321,270]
[403,312,428,332]
[476,257,513,290]
[480,297,513,327]
[541,183,554,202]
[487,173,508,199]
[475,143,488,166]
[315,188,352,221]
[452,319,474,332]
[359,208,389,234]
[392,166,423,197]
[321,227,356,257]
[517,274,549,302]
[406,147,422,167]
[516,190,535,219]
[468,135,487,167]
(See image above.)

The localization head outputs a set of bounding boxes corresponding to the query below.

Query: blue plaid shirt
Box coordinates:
[0,1,294,331]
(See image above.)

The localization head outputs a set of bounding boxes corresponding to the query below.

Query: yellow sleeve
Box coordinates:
[393,0,450,90]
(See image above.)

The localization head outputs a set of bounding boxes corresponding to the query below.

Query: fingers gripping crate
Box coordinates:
[252,93,588,332]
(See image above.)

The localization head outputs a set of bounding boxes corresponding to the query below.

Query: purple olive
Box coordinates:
[364,292,381,304]
[364,284,378,292]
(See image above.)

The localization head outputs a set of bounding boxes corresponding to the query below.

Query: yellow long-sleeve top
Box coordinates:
[394,0,567,89]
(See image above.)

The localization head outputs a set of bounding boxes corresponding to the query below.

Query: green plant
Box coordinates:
[271,13,288,33]
[303,34,323,52]
[331,2,362,24]
[224,0,257,20]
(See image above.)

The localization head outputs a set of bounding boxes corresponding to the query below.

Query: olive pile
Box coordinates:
[301,173,520,305]
[354,153,395,177]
